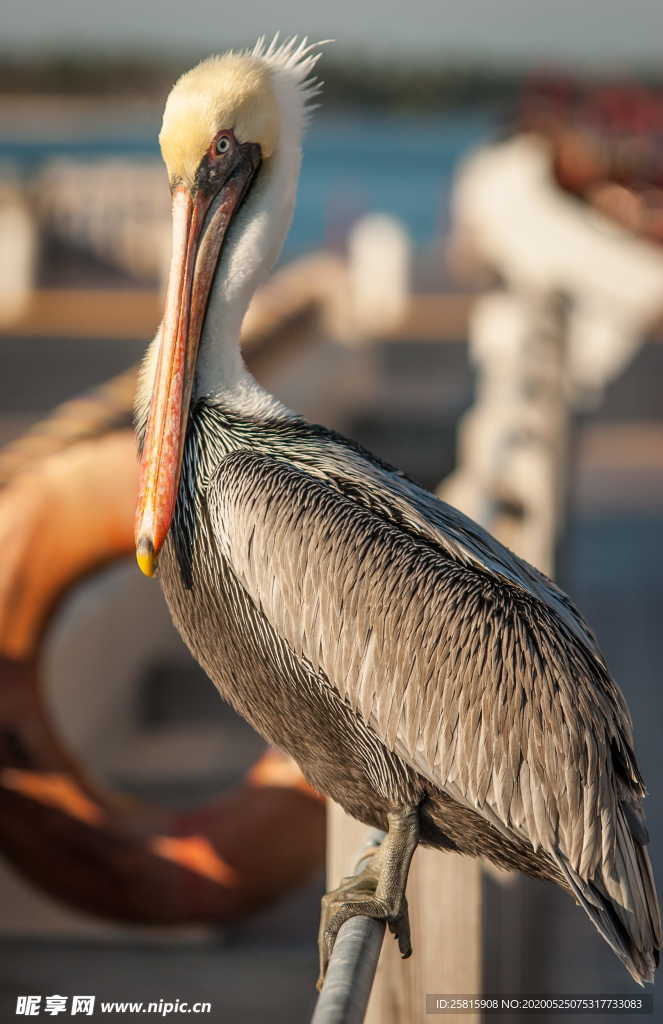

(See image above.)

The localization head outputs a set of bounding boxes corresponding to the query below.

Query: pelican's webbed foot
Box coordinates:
[316,808,419,989]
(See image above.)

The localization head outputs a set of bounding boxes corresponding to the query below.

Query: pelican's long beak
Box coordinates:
[135,145,260,576]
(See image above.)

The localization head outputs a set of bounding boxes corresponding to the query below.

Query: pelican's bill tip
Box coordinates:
[136,536,157,577]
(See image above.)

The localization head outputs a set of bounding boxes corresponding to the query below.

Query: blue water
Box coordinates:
[292,110,498,255]
[0,109,498,256]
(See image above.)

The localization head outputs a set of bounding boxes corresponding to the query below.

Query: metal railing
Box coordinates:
[312,830,385,1024]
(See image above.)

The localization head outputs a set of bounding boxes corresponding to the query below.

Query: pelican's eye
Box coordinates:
[214,135,231,157]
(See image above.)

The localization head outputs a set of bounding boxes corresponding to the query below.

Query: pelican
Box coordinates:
[134,37,660,985]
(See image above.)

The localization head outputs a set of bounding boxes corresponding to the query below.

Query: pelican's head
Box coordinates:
[135,37,324,577]
[160,53,279,185]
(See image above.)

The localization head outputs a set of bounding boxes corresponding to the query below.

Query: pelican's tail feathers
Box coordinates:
[554,806,661,986]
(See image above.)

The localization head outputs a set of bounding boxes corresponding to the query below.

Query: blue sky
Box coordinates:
[4,0,663,67]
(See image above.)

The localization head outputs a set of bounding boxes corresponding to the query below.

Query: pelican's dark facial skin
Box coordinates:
[135,131,261,576]
[192,133,262,201]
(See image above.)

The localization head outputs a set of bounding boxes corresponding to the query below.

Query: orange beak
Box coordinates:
[135,144,260,577]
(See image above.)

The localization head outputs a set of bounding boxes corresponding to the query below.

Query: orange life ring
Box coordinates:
[0,378,325,925]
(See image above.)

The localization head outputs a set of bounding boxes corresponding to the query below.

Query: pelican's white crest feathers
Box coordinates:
[250,33,330,120]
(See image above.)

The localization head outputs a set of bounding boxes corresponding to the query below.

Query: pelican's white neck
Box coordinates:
[194,91,303,402]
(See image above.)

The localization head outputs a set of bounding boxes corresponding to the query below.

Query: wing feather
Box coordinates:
[208,447,657,966]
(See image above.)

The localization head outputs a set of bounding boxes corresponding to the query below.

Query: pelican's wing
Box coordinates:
[210,447,659,978]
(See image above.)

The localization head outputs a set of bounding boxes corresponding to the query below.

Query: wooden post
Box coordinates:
[325,211,482,1022]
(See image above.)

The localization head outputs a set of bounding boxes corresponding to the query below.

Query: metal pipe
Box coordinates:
[311,830,385,1024]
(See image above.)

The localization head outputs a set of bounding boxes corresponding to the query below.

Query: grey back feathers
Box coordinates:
[156,394,660,985]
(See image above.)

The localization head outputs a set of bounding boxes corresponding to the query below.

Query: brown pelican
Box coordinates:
[134,36,660,985]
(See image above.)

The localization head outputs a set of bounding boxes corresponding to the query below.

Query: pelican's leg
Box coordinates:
[317,808,419,988]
